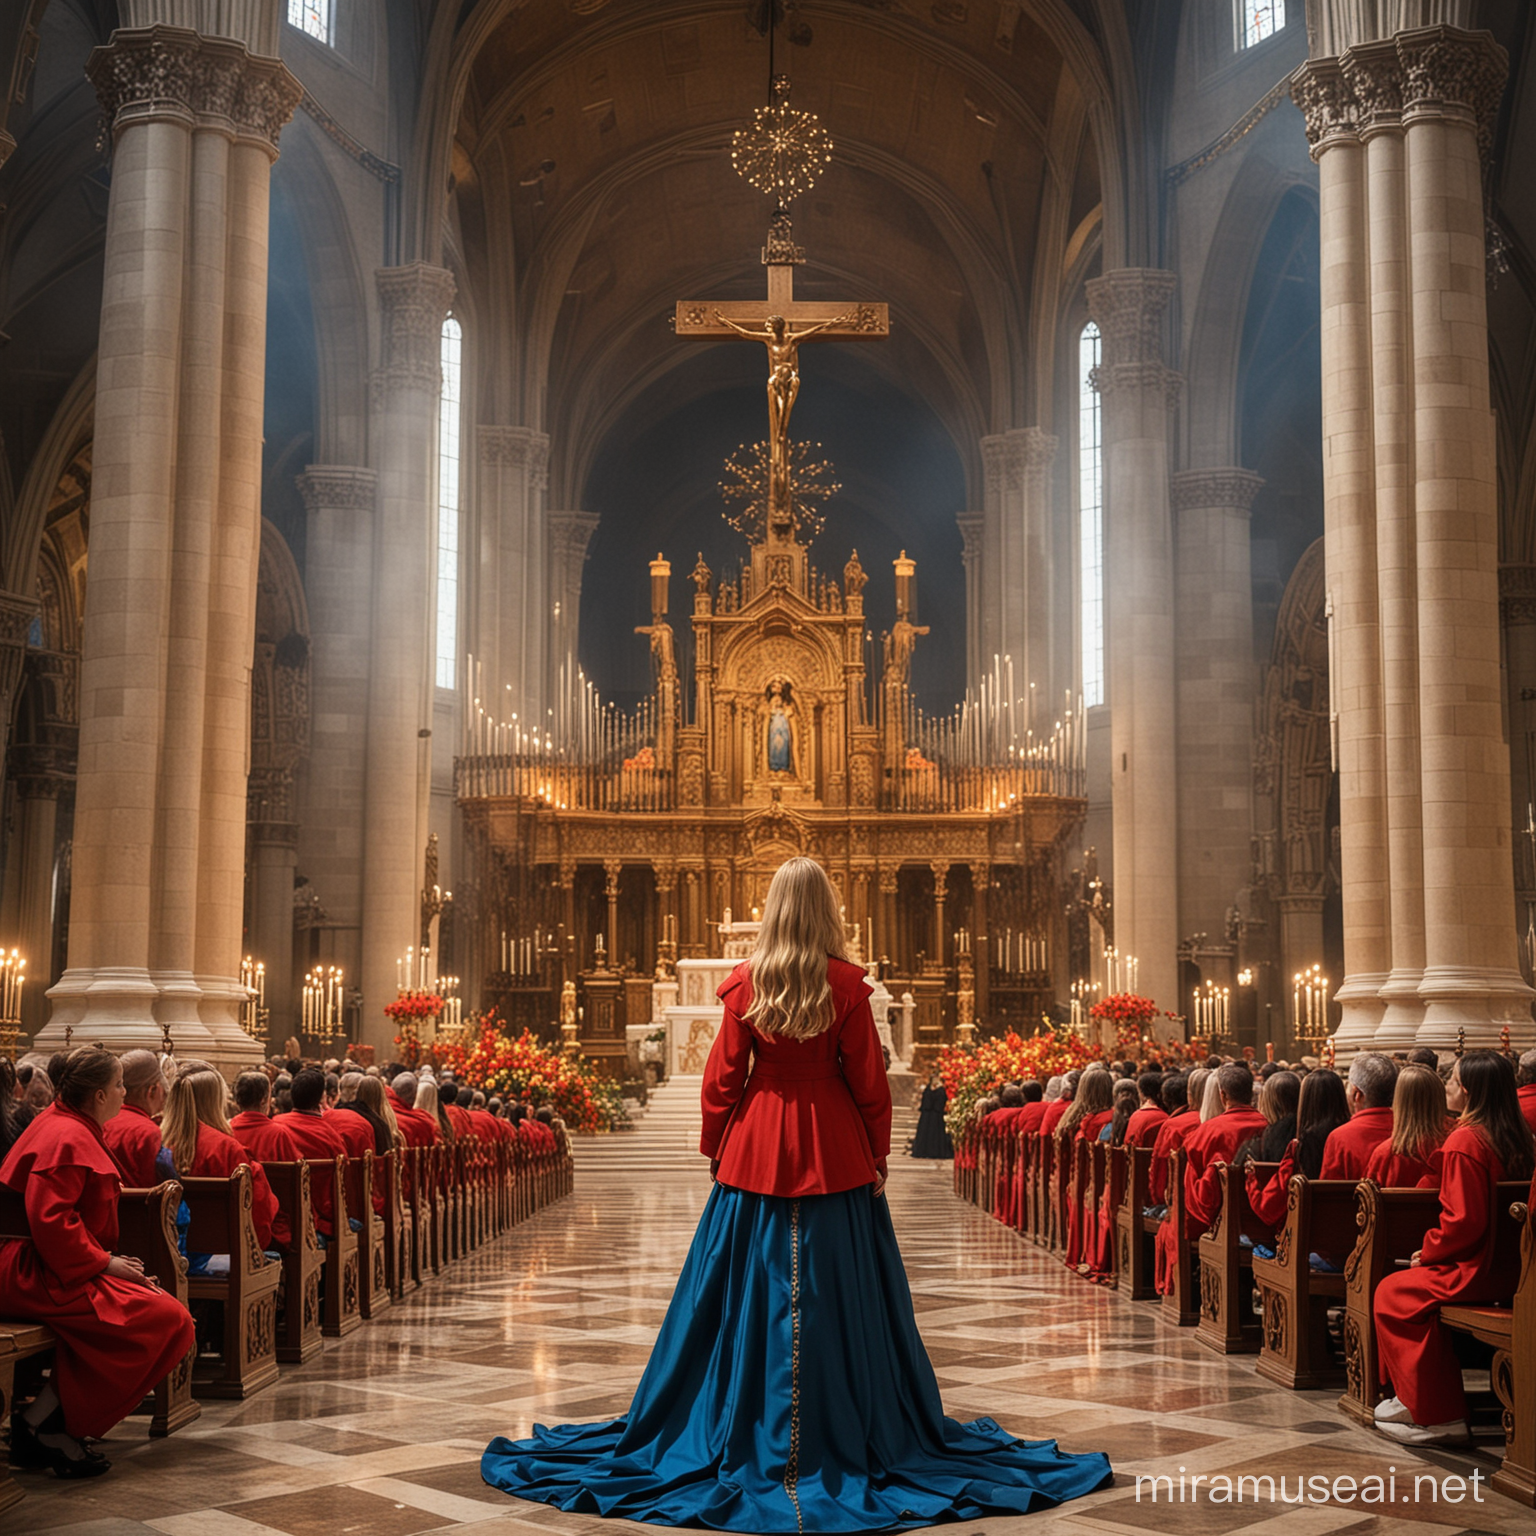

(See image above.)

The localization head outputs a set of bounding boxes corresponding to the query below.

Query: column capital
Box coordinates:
[1499,565,1536,627]
[296,464,377,514]
[7,742,75,801]
[955,511,984,562]
[1169,468,1265,516]
[480,425,550,490]
[979,428,1056,492]
[372,263,456,404]
[548,509,601,562]
[1086,270,1181,404]
[87,25,302,157]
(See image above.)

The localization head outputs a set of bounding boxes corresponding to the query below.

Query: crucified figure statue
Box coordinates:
[712,310,855,513]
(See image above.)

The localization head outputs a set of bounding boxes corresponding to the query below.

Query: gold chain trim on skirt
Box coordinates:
[784,1198,804,1534]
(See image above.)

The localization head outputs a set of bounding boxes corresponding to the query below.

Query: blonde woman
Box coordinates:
[483,856,1111,1530]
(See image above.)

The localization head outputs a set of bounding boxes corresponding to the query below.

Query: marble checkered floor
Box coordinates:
[10,1086,1533,1536]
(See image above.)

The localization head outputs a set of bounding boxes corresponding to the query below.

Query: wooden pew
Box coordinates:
[403,1143,428,1286]
[1338,1179,1529,1425]
[118,1181,200,1436]
[1195,1161,1280,1354]
[315,1156,362,1339]
[1252,1175,1358,1388]
[180,1166,281,1399]
[1050,1130,1072,1253]
[1161,1149,1198,1325]
[1440,1196,1534,1507]
[378,1146,413,1300]
[426,1142,448,1274]
[0,1319,54,1516]
[344,1149,390,1322]
[1115,1145,1160,1300]
[264,1159,324,1364]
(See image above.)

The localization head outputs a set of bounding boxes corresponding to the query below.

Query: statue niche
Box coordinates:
[762,678,800,778]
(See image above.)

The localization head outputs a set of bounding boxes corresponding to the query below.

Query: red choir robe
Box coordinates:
[469,1108,506,1145]
[1154,1107,1264,1294]
[1365,1137,1445,1190]
[1246,1140,1297,1229]
[1009,1100,1049,1226]
[446,1103,475,1145]
[1148,1107,1196,1206]
[102,1101,163,1188]
[1319,1106,1394,1180]
[701,956,892,1198]
[987,1105,1028,1221]
[1518,1083,1536,1135]
[1063,1111,1113,1270]
[179,1122,282,1251]
[276,1110,349,1237]
[1374,1126,1520,1427]
[328,1106,385,1214]
[1124,1104,1169,1149]
[229,1111,303,1248]
[1087,1125,1127,1281]
[0,1104,196,1439]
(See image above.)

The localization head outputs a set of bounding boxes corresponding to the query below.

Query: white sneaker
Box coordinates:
[1373,1396,1412,1424]
[1377,1419,1472,1446]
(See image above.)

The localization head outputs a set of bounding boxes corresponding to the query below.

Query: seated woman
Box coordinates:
[1245,1067,1349,1229]
[1372,1050,1535,1446]
[1056,1067,1113,1274]
[161,1068,282,1262]
[0,1047,196,1477]
[1366,1065,1449,1188]
[1084,1080,1140,1282]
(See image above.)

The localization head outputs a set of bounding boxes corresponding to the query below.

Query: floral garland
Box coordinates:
[1087,992,1176,1056]
[433,1012,627,1133]
[936,1025,1097,1143]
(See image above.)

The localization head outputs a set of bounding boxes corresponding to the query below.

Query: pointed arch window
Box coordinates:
[1079,321,1104,708]
[436,316,463,691]
[287,2,333,46]
[1237,1,1284,49]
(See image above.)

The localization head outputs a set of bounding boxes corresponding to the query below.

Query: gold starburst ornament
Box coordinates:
[731,76,834,203]
[720,439,840,546]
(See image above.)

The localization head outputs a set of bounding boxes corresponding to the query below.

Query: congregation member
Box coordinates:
[342,1074,404,1155]
[1057,1068,1113,1272]
[1038,1071,1075,1142]
[1103,1080,1138,1144]
[985,1083,1030,1220]
[228,1072,302,1249]
[389,1073,440,1149]
[0,1047,196,1477]
[100,1050,169,1188]
[469,1090,511,1149]
[417,1076,457,1146]
[277,1067,350,1239]
[1365,1065,1450,1188]
[0,1056,27,1160]
[1235,1070,1299,1168]
[1321,1052,1398,1178]
[446,1084,477,1143]
[1373,1051,1536,1445]
[1246,1067,1351,1227]
[1148,1068,1202,1208]
[910,1073,952,1159]
[1180,1064,1268,1235]
[161,1069,282,1255]
[1123,1072,1167,1147]
[1518,1048,1536,1133]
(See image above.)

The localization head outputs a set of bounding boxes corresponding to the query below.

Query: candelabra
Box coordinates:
[1292,963,1330,1047]
[0,949,25,1060]
[239,955,269,1042]
[1192,981,1231,1039]
[304,964,346,1043]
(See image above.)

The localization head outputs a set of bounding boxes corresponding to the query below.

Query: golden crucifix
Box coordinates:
[676,216,889,537]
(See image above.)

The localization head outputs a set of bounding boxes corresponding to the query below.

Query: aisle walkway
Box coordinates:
[13,1090,1531,1536]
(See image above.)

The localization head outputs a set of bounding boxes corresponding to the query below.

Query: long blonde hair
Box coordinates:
[1388,1064,1448,1163]
[161,1069,232,1175]
[1059,1067,1113,1137]
[356,1075,403,1148]
[745,857,848,1040]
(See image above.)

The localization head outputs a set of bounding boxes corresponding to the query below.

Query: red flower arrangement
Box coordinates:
[433,1012,626,1133]
[385,992,444,1023]
[1088,992,1165,1055]
[936,1026,1097,1142]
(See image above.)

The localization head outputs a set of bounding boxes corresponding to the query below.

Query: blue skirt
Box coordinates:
[481,1183,1112,1531]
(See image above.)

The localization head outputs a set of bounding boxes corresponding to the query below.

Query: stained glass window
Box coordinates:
[1079,322,1104,709]
[1238,0,1284,49]
[436,317,463,691]
[287,1,331,47]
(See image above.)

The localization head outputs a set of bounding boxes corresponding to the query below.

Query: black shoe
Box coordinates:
[9,1416,111,1478]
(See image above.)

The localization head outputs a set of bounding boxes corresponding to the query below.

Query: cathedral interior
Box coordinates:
[3,0,1536,1070]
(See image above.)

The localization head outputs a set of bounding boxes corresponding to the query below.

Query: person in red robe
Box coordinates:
[1058,1069,1114,1272]
[1517,1049,1536,1133]
[277,1066,351,1238]
[1320,1051,1398,1178]
[1149,1067,1217,1294]
[1246,1067,1350,1226]
[101,1049,169,1188]
[985,1084,1031,1222]
[1183,1065,1269,1229]
[161,1069,283,1252]
[1149,1069,1203,1208]
[0,1047,195,1475]
[1007,1085,1051,1227]
[1123,1071,1168,1149]
[1364,1064,1449,1189]
[228,1071,303,1247]
[1374,1050,1536,1444]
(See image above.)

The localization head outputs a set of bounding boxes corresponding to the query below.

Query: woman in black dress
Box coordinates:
[910,1073,953,1159]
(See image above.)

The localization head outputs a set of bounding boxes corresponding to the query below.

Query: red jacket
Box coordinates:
[182,1122,282,1253]
[446,1104,475,1143]
[701,956,891,1198]
[1015,1101,1048,1137]
[1365,1138,1444,1189]
[1148,1107,1196,1203]
[1038,1099,1071,1139]
[1518,1084,1536,1135]
[229,1112,304,1247]
[1320,1106,1394,1180]
[1124,1104,1169,1149]
[1184,1106,1267,1230]
[103,1102,163,1188]
[277,1111,349,1237]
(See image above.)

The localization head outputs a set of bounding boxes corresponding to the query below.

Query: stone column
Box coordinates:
[0,594,37,756]
[44,19,298,1068]
[359,263,455,1044]
[479,427,550,723]
[295,467,375,991]
[8,755,71,1043]
[1087,270,1181,1013]
[956,512,984,692]
[1295,26,1528,1053]
[547,510,600,695]
[1171,469,1263,947]
[978,429,1055,696]
[1292,62,1391,1054]
[247,768,297,1047]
